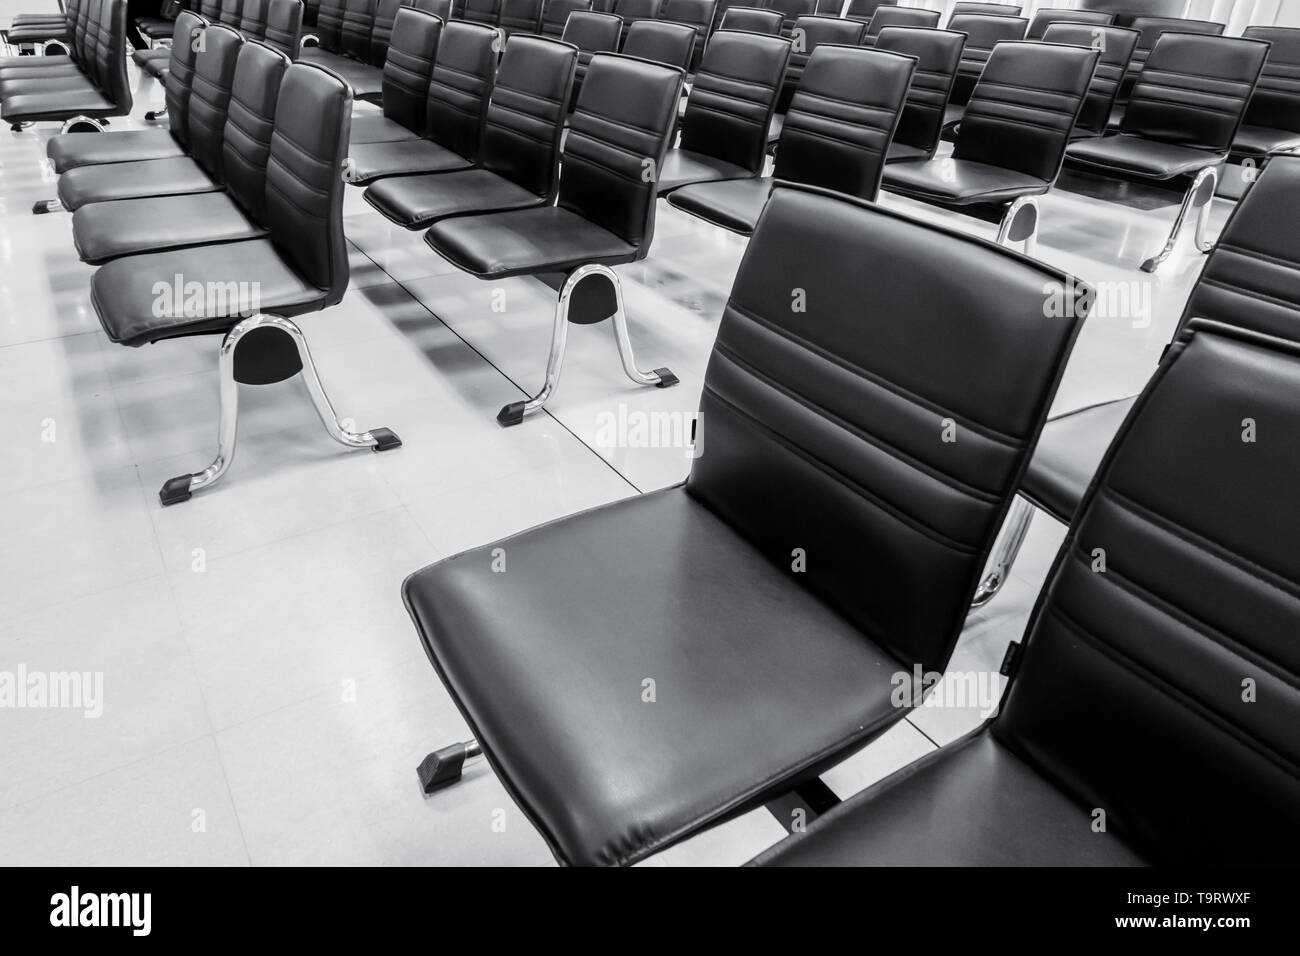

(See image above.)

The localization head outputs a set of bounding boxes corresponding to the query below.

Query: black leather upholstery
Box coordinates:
[717,6,781,35]
[658,29,789,192]
[218,0,245,27]
[365,34,576,227]
[661,0,715,70]
[858,5,937,45]
[775,15,863,113]
[349,7,443,143]
[767,0,813,37]
[239,0,271,37]
[562,10,622,104]
[261,0,303,55]
[945,12,1028,109]
[612,0,660,45]
[424,52,682,277]
[885,41,1097,206]
[622,19,695,71]
[843,0,892,25]
[90,62,352,346]
[670,44,913,233]
[1234,27,1300,159]
[950,1,1019,17]
[874,25,962,161]
[460,0,503,26]
[1116,16,1225,107]
[541,0,591,38]
[1026,5,1112,40]
[406,183,1088,866]
[1067,33,1269,182]
[499,0,543,35]
[1041,22,1138,138]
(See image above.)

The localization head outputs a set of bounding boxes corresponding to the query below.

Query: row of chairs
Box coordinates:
[133,0,303,84]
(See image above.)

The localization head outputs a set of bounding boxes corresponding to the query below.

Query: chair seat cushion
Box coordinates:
[424,204,638,278]
[142,57,170,80]
[0,60,80,80]
[1021,397,1133,523]
[90,238,326,347]
[298,48,382,96]
[666,176,772,235]
[883,158,1050,205]
[131,47,172,68]
[136,17,177,38]
[403,486,913,866]
[0,54,72,70]
[47,128,182,173]
[364,168,546,229]
[656,147,754,193]
[1232,125,1300,159]
[2,88,118,123]
[57,156,218,211]
[348,112,422,145]
[1066,133,1223,180]
[1,71,93,92]
[3,24,70,43]
[749,731,1146,866]
[11,15,68,26]
[73,192,265,264]
[346,138,473,185]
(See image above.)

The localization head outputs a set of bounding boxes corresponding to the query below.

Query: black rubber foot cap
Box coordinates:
[653,367,679,388]
[496,401,526,427]
[32,201,52,215]
[159,475,194,506]
[1139,258,1159,274]
[370,426,401,452]
[144,111,160,120]
[417,745,468,794]
[10,123,25,132]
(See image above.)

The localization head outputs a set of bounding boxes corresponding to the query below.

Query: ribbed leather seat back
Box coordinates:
[558,53,683,249]
[367,0,401,63]
[479,35,576,196]
[686,184,1088,673]
[680,30,790,176]
[861,5,938,45]
[874,26,963,157]
[1118,16,1224,103]
[946,13,1028,104]
[217,0,244,26]
[843,0,892,24]
[499,0,543,36]
[612,0,660,42]
[541,0,591,38]
[661,0,715,69]
[98,0,134,111]
[954,41,1098,184]
[238,0,270,38]
[718,7,781,34]
[197,0,223,20]
[424,20,499,161]
[621,20,695,71]
[264,63,352,303]
[562,9,620,71]
[1121,33,1269,152]
[461,0,502,26]
[222,41,292,222]
[768,0,814,35]
[162,12,207,147]
[380,7,443,133]
[1026,6,1113,40]
[1242,26,1300,135]
[314,0,345,50]
[340,0,375,59]
[777,16,865,112]
[186,24,244,180]
[263,0,304,55]
[1041,22,1138,136]
[775,45,912,203]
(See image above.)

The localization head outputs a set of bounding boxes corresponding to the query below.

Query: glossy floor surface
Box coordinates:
[0,65,1231,865]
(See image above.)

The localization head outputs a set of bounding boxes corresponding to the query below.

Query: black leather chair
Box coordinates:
[941,12,1028,130]
[499,0,544,35]
[612,0,660,46]
[767,0,813,38]
[811,0,840,14]
[561,10,621,106]
[404,182,1090,865]
[540,0,591,38]
[670,44,912,233]
[660,0,714,71]
[857,4,937,45]
[1025,5,1112,41]
[135,0,183,44]
[459,0,502,26]
[1233,27,1300,164]
[751,319,1300,866]
[348,7,444,144]
[136,0,300,66]
[4,0,82,49]
[717,6,781,35]
[884,40,1098,256]
[656,29,789,192]
[132,0,220,80]
[949,2,1019,20]
[343,19,497,183]
[1066,33,1269,273]
[842,0,892,24]
[218,0,245,28]
[621,19,694,72]
[1040,22,1137,140]
[1112,15,1225,123]
[973,154,1300,607]
[423,52,685,426]
[89,62,400,506]
[364,34,575,228]
[875,25,964,162]
[299,0,388,96]
[766,13,862,145]
[71,39,291,264]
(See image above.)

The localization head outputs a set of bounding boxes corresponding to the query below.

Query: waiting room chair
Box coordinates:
[717,6,781,34]
[499,0,545,35]
[1025,6,1112,41]
[1040,22,1137,140]
[858,4,937,46]
[1111,15,1225,124]
[949,2,1020,20]
[4,0,83,49]
[766,13,863,145]
[1232,27,1300,164]
[348,7,445,144]
[621,19,695,72]
[612,0,661,46]
[875,25,964,162]
[540,0,592,38]
[842,0,893,24]
[459,0,503,26]
[767,0,814,38]
[561,10,622,106]
[941,12,1029,130]
[660,0,715,71]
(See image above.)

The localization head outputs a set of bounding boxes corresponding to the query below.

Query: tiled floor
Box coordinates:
[0,67,1227,866]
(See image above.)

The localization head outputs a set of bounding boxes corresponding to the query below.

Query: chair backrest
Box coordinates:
[217,0,244,26]
[660,0,714,70]
[499,0,544,35]
[767,0,814,36]
[380,7,443,133]
[844,0,894,22]
[687,183,1088,673]
[950,2,1019,19]
[411,0,453,17]
[622,20,695,71]
[954,40,1098,184]
[993,319,1300,863]
[558,52,683,251]
[874,25,964,158]
[460,0,502,26]
[1242,26,1300,135]
[613,0,661,43]
[98,0,134,114]
[196,0,223,20]
[222,40,292,221]
[367,0,401,63]
[425,19,499,161]
[263,0,303,55]
[1026,6,1112,41]
[947,12,1028,104]
[718,6,782,35]
[1040,22,1137,137]
[187,23,244,179]
[1118,15,1225,103]
[812,0,842,14]
[777,15,864,112]
[774,45,913,203]
[679,29,790,175]
[541,0,591,37]
[265,62,352,304]
[340,0,375,60]
[162,10,207,146]
[238,0,270,37]
[860,4,937,45]
[1121,33,1268,154]
[479,35,576,197]
[563,9,621,67]
[315,0,344,49]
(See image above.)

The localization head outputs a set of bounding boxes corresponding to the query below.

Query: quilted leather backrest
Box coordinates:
[217,0,244,26]
[955,41,1098,184]
[777,15,864,112]
[340,0,376,59]
[461,0,502,25]
[264,62,352,301]
[80,0,111,87]
[315,0,345,49]
[946,13,1028,105]
[1026,6,1113,40]
[861,5,938,45]
[162,11,207,146]
[367,0,401,63]
[1041,22,1138,136]
[499,0,543,36]
[995,324,1300,864]
[187,24,244,180]
[381,7,443,131]
[774,45,912,203]
[480,35,576,196]
[718,7,782,35]
[680,30,790,176]
[263,0,303,55]
[1121,33,1269,153]
[686,184,1088,673]
[541,0,591,38]
[874,25,963,157]
[1242,26,1300,135]
[1118,16,1224,102]
[70,0,93,64]
[622,20,695,71]
[238,0,270,37]
[223,41,291,221]
[768,0,815,35]
[558,53,683,248]
[424,20,498,161]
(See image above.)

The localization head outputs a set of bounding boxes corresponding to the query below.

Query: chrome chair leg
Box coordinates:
[996,196,1039,256]
[970,497,1035,608]
[144,106,168,121]
[417,739,484,793]
[1141,165,1218,273]
[601,263,678,389]
[58,114,107,134]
